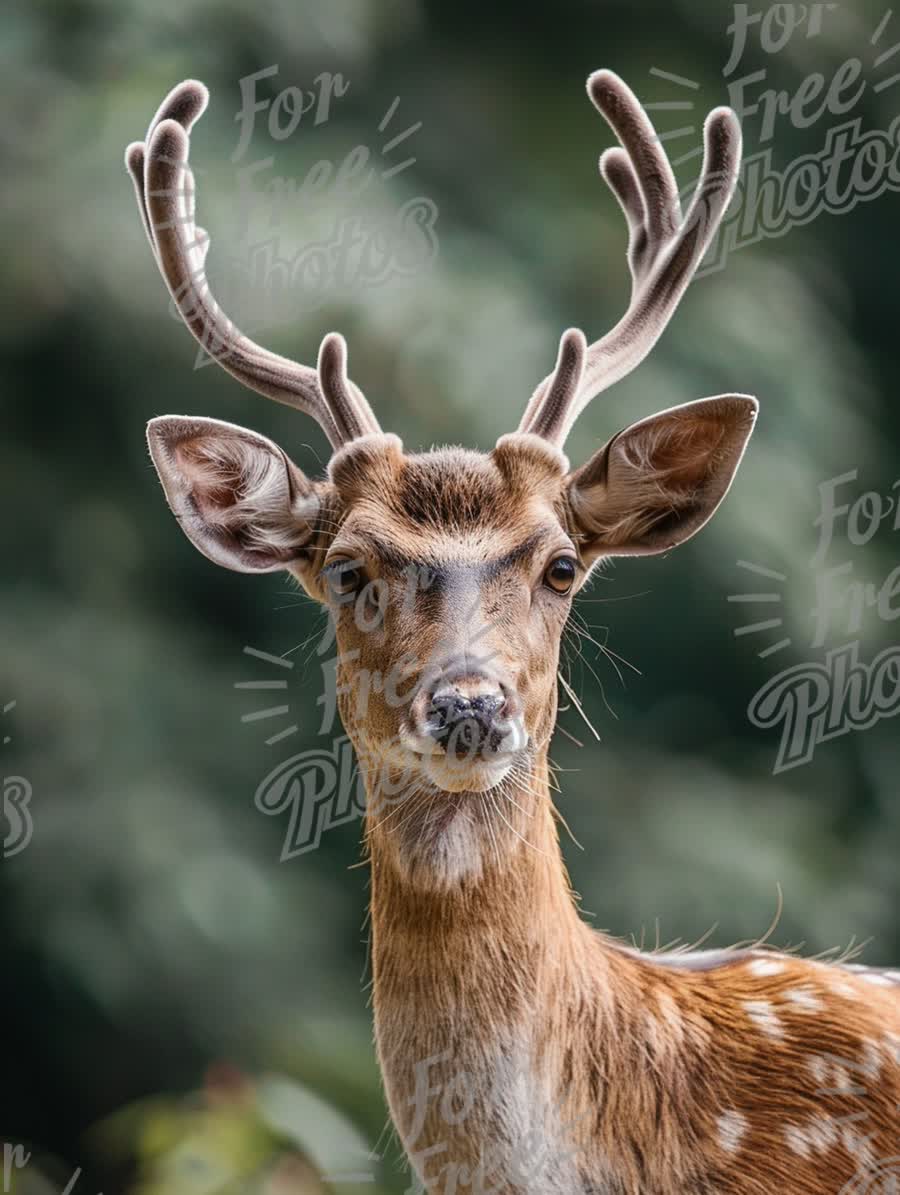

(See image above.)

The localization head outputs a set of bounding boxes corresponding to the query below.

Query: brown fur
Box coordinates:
[295,440,898,1194]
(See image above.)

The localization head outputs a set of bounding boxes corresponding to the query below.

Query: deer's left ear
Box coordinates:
[567,395,757,564]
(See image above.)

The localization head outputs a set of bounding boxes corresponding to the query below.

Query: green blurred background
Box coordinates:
[2,0,899,1189]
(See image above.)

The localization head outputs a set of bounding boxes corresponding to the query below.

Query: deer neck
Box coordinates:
[365,751,599,1189]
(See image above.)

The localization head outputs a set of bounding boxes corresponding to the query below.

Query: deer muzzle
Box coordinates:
[408,673,527,765]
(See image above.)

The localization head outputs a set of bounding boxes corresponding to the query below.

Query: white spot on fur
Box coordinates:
[830,979,859,1000]
[831,1064,861,1095]
[743,999,784,1039]
[861,1040,882,1081]
[860,972,893,987]
[806,1055,829,1089]
[748,958,785,977]
[785,1117,838,1159]
[785,1124,811,1158]
[785,987,824,1013]
[717,1110,748,1154]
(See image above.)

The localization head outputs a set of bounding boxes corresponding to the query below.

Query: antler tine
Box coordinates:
[317,332,381,442]
[125,81,381,451]
[520,328,586,444]
[520,70,741,448]
[594,71,683,250]
[126,80,208,251]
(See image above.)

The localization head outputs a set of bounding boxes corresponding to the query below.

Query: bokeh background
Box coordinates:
[2,0,899,1189]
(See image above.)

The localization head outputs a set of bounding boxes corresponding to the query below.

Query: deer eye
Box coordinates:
[544,556,577,594]
[324,558,365,597]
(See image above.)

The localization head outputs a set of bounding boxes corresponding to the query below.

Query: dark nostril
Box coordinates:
[430,694,472,728]
[425,689,507,756]
[470,694,504,722]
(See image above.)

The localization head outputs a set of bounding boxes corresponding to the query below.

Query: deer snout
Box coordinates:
[413,677,526,759]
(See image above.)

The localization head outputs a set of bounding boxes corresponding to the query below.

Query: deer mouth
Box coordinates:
[397,721,529,794]
[399,722,528,758]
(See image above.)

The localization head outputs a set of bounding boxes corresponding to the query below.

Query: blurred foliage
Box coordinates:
[1,0,899,1190]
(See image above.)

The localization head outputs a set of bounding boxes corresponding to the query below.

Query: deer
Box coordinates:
[126,71,900,1195]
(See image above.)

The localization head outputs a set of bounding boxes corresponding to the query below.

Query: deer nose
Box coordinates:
[426,687,507,758]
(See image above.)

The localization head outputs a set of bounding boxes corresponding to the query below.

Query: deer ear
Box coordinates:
[146,416,321,573]
[567,395,757,563]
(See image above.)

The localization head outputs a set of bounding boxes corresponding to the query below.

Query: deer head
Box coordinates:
[127,73,755,890]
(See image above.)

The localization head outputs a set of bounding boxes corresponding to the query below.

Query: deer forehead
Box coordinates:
[325,438,572,564]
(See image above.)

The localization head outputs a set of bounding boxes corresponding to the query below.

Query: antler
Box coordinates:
[520,70,742,447]
[125,81,381,451]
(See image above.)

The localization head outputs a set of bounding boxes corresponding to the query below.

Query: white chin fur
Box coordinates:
[367,744,528,890]
[418,754,514,794]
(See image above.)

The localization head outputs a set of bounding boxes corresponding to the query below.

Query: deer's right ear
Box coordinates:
[146,417,322,574]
